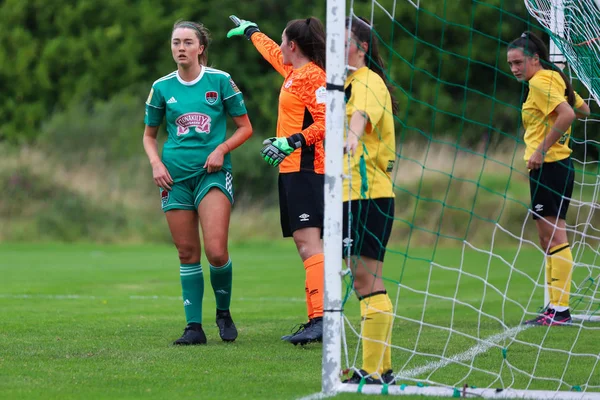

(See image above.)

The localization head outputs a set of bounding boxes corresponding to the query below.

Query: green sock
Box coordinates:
[210,259,232,311]
[180,263,204,324]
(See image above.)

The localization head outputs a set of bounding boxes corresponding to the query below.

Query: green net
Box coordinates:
[338,0,600,396]
[525,0,600,107]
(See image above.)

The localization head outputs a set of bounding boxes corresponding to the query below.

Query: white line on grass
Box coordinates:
[298,392,334,400]
[399,324,531,378]
[0,293,305,302]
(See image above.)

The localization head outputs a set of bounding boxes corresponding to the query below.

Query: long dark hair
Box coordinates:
[508,31,575,106]
[172,20,211,66]
[347,17,399,115]
[284,17,326,71]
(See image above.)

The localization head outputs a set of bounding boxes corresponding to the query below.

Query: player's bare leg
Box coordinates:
[343,255,394,384]
[198,188,238,342]
[289,228,324,345]
[165,210,207,345]
[524,217,573,326]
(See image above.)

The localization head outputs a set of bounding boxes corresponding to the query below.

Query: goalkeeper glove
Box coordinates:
[260,134,306,167]
[227,15,260,40]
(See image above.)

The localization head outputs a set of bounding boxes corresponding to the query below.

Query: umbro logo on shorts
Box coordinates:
[535,204,544,212]
[299,213,310,222]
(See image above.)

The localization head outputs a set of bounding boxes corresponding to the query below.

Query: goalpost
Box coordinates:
[322,0,600,398]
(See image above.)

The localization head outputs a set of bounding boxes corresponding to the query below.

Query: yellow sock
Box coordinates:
[545,255,552,307]
[549,244,573,309]
[360,293,393,376]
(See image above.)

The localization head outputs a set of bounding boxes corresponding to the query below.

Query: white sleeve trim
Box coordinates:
[223,92,242,101]
[145,103,165,109]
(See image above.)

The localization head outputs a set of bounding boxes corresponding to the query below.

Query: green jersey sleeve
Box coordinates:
[222,76,247,117]
[144,84,165,126]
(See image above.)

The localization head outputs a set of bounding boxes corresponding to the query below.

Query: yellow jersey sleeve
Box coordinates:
[346,75,387,132]
[522,70,576,163]
[528,72,567,116]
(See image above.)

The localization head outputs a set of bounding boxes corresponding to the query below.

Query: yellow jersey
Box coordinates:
[343,66,396,201]
[522,69,584,162]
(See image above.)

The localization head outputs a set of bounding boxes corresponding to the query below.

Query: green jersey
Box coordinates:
[145,67,247,182]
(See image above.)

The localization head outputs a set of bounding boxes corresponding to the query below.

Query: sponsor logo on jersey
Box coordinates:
[387,160,395,173]
[205,91,218,105]
[284,79,293,89]
[161,189,169,208]
[315,86,326,104]
[229,78,240,93]
[175,112,212,135]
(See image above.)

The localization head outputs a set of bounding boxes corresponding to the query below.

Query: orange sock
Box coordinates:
[305,279,314,320]
[304,253,324,318]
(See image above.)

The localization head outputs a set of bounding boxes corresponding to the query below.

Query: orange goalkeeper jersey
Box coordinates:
[251,32,326,174]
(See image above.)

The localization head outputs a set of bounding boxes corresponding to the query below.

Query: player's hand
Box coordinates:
[204,146,225,173]
[527,149,544,170]
[345,133,359,155]
[227,15,260,39]
[260,137,295,167]
[151,160,173,191]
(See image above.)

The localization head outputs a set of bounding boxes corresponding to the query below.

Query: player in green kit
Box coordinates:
[143,20,253,345]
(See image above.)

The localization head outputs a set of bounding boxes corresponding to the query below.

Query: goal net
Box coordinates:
[321,0,600,398]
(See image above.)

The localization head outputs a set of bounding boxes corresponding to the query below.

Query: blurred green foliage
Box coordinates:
[0,0,596,205]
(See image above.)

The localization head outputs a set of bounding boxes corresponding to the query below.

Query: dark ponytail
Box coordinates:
[346,17,399,115]
[284,17,326,71]
[508,31,575,106]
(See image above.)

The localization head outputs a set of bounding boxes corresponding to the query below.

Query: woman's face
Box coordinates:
[507,48,539,82]
[171,28,204,67]
[280,30,293,65]
[345,29,364,68]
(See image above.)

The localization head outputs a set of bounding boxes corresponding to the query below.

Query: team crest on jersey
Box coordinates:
[387,160,395,173]
[175,112,212,135]
[284,79,293,89]
[161,189,169,207]
[229,79,240,93]
[205,91,218,105]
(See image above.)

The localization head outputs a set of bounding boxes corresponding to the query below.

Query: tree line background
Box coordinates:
[0,0,596,242]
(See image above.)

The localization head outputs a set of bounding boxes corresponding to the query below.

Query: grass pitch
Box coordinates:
[1,242,598,399]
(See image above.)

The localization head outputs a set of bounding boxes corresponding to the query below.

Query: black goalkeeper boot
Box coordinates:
[216,309,238,342]
[289,317,323,345]
[281,320,313,342]
[173,323,207,345]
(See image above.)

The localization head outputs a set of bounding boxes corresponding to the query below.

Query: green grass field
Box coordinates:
[1,242,599,400]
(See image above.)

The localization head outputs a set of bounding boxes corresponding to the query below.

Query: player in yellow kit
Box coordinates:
[341,17,399,385]
[507,31,589,326]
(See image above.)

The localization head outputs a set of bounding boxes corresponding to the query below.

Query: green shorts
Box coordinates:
[160,170,234,212]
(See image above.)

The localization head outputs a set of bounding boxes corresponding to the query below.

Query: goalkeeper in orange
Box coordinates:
[227,16,327,345]
[507,31,589,326]
[341,17,398,385]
